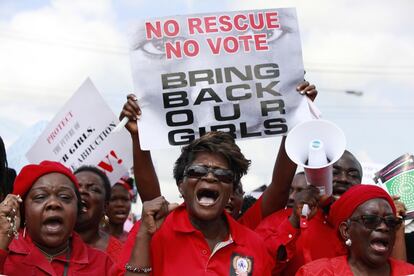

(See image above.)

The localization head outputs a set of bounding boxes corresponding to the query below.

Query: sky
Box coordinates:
[1,0,414,207]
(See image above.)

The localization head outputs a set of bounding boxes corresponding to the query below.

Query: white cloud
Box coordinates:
[51,0,113,19]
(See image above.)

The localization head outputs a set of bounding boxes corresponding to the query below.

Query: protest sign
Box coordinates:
[374,154,414,219]
[26,78,133,184]
[130,8,312,150]
[361,162,385,184]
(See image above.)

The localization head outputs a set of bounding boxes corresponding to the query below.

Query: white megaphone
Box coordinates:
[285,119,346,196]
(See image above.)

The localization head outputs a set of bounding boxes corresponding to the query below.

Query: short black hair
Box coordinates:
[173,131,251,191]
[240,195,257,216]
[74,165,111,202]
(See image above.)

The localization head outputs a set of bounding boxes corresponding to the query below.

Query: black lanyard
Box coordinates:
[63,243,71,276]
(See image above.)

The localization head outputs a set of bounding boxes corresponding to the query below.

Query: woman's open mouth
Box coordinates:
[114,210,128,219]
[224,203,234,213]
[370,237,390,254]
[80,199,88,214]
[43,216,64,233]
[196,188,220,207]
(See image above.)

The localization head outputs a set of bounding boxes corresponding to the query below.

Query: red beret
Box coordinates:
[13,161,79,198]
[329,184,396,231]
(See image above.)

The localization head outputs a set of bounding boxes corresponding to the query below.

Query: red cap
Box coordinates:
[329,184,396,231]
[13,160,79,198]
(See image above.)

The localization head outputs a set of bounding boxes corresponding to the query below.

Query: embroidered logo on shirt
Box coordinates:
[230,253,253,275]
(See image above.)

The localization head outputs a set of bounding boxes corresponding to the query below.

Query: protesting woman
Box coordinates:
[104,177,134,243]
[74,165,123,261]
[113,132,274,275]
[296,184,414,275]
[0,161,113,275]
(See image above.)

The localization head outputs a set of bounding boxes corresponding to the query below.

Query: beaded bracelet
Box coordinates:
[125,263,152,274]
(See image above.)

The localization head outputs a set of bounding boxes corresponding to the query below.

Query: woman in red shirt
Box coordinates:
[0,160,113,275]
[297,184,414,275]
[74,165,123,261]
[104,177,134,243]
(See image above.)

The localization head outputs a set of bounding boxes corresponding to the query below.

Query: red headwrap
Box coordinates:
[13,160,79,198]
[329,184,396,231]
[114,176,134,199]
[116,178,132,192]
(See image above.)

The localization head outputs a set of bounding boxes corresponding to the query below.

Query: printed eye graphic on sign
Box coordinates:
[134,36,188,59]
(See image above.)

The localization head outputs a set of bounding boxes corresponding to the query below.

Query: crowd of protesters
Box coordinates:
[0,79,414,276]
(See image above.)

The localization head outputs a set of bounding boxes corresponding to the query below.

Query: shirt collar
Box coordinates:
[171,203,247,246]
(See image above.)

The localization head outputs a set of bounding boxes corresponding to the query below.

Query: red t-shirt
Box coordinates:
[237,196,264,230]
[106,235,123,263]
[256,209,346,276]
[296,255,414,276]
[113,204,274,275]
[0,232,113,275]
[255,207,292,236]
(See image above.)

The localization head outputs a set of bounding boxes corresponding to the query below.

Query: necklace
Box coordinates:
[36,241,70,262]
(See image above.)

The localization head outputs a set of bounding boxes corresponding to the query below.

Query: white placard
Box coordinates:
[130,8,312,150]
[26,78,133,184]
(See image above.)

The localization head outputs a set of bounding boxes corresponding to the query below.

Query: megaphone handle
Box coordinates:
[300,204,310,229]
[300,217,308,229]
[301,204,310,218]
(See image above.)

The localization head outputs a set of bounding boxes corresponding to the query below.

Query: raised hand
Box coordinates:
[140,196,179,236]
[289,185,320,228]
[296,81,317,102]
[0,194,22,250]
[119,94,142,135]
[391,195,407,220]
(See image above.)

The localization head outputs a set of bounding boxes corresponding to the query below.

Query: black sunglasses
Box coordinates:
[348,214,403,230]
[184,165,234,184]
